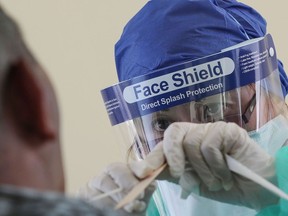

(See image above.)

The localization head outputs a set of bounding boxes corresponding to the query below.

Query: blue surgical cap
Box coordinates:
[115,0,288,96]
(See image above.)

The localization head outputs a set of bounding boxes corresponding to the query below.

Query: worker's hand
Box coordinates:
[130,122,278,210]
[76,163,155,216]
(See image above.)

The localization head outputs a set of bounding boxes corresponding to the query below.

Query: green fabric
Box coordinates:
[256,146,288,216]
[147,197,160,216]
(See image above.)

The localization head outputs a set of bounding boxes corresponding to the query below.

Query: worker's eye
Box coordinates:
[204,103,222,117]
[152,118,173,132]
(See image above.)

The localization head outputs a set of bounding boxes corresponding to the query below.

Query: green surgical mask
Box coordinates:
[248,115,288,156]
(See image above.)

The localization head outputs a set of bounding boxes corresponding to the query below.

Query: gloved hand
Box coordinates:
[76,163,156,216]
[130,121,279,210]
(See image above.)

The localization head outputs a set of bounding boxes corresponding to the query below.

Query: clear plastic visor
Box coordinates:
[117,71,288,159]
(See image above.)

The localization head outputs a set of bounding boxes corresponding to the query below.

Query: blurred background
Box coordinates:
[0,1,287,195]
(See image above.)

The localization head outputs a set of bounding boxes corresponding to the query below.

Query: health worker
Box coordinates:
[78,1,288,216]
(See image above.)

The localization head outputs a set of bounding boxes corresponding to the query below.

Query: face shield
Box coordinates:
[101,34,288,160]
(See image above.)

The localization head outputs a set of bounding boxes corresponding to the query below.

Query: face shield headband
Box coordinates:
[101,34,285,159]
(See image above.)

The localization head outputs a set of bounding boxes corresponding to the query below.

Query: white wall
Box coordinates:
[0,1,287,195]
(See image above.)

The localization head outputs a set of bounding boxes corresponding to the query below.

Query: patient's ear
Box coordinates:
[3,59,55,142]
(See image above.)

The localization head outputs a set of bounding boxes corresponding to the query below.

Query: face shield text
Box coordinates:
[172,61,223,87]
[133,81,169,100]
[123,57,235,104]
